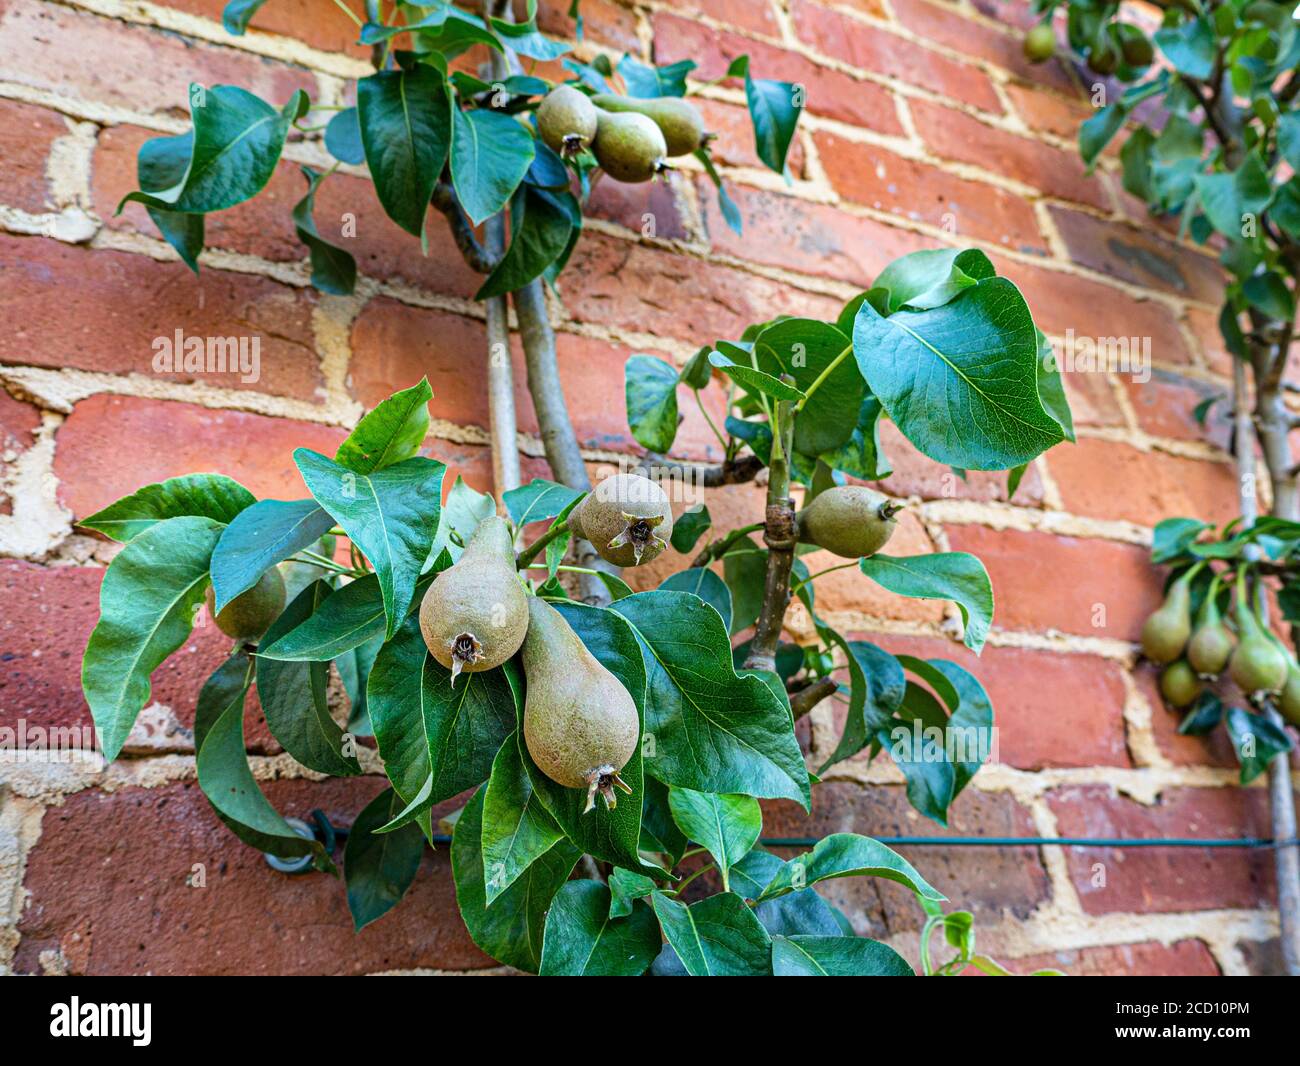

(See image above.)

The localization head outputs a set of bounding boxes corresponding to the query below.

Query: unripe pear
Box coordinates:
[1120,30,1153,67]
[1140,577,1192,664]
[537,84,598,157]
[592,109,668,183]
[206,567,286,642]
[521,596,639,812]
[1228,600,1288,696]
[1087,31,1118,75]
[591,94,706,157]
[796,486,901,559]
[1159,660,1202,708]
[1279,661,1300,727]
[567,473,673,567]
[1187,589,1233,676]
[1023,22,1056,63]
[419,515,528,686]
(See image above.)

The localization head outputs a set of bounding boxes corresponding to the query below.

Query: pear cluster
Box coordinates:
[537,85,708,183]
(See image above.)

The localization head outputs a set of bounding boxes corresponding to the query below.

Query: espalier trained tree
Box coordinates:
[75,1,1077,975]
[1023,0,1300,975]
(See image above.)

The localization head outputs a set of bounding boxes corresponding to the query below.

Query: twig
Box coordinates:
[789,676,837,720]
[742,396,797,674]
[638,452,764,488]
[430,181,498,274]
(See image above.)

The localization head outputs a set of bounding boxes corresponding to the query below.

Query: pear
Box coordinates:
[1023,22,1056,63]
[1228,591,1287,696]
[1087,30,1118,75]
[206,567,285,642]
[1159,660,1202,709]
[592,109,668,183]
[537,84,598,157]
[419,515,529,686]
[1119,29,1153,67]
[521,596,639,812]
[1140,574,1192,664]
[591,94,706,157]
[1279,661,1300,727]
[796,485,902,559]
[567,473,673,567]
[1187,585,1234,676]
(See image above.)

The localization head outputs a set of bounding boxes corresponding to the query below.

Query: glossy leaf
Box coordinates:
[210,498,334,614]
[221,0,267,34]
[667,787,761,889]
[1155,16,1216,79]
[730,849,842,936]
[670,506,711,553]
[335,377,432,476]
[79,473,254,542]
[451,107,536,227]
[429,476,495,562]
[135,131,204,271]
[292,166,356,295]
[625,354,681,454]
[819,636,906,771]
[618,55,695,98]
[820,394,891,480]
[753,318,860,455]
[83,515,223,760]
[744,68,800,175]
[709,350,804,402]
[859,552,993,653]
[481,731,564,904]
[608,866,659,918]
[476,185,574,299]
[1226,706,1294,785]
[503,478,583,529]
[758,833,943,903]
[872,248,994,313]
[489,1,570,61]
[324,106,365,165]
[344,787,425,931]
[539,881,660,976]
[651,891,773,976]
[772,935,913,976]
[295,449,445,638]
[658,568,733,633]
[1194,152,1272,238]
[640,775,689,864]
[897,655,992,800]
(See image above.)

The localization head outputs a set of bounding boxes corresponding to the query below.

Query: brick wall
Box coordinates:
[0,0,1289,976]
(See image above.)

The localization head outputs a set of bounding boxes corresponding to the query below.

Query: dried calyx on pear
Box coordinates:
[537,84,598,157]
[567,472,674,567]
[419,515,528,686]
[592,109,669,183]
[591,94,709,157]
[206,567,286,643]
[521,596,639,813]
[795,485,902,559]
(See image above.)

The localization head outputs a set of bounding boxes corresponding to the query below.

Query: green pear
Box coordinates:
[1159,660,1202,708]
[592,109,668,183]
[1187,583,1233,676]
[537,84,598,156]
[591,93,706,157]
[1023,22,1056,63]
[206,567,286,642]
[1228,589,1287,695]
[567,473,673,567]
[1140,574,1192,664]
[796,486,902,559]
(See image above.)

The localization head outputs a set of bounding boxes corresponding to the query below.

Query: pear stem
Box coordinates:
[515,520,570,569]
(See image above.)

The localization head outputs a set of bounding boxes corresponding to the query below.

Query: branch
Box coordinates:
[483,213,520,500]
[789,676,837,720]
[431,181,498,274]
[638,452,764,488]
[742,396,797,674]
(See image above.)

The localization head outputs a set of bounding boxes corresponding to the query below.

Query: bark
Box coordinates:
[743,398,797,675]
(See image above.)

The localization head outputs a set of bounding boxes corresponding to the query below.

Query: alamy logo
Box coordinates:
[49,998,151,1046]
[151,328,261,383]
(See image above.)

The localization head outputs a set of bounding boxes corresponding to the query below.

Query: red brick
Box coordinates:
[54,394,346,520]
[698,180,932,288]
[837,634,1132,769]
[1123,370,1230,446]
[0,97,65,213]
[874,419,1048,506]
[15,779,491,975]
[1006,82,1098,144]
[761,781,1050,933]
[911,100,1109,210]
[1136,664,1240,770]
[693,97,806,178]
[1046,785,1277,914]
[651,14,906,137]
[790,0,1001,114]
[525,0,641,52]
[0,235,325,403]
[347,299,730,463]
[1048,206,1224,305]
[158,0,370,57]
[943,526,1163,641]
[1061,367,1126,428]
[1187,306,1233,378]
[0,385,41,514]
[559,232,843,344]
[814,131,1046,254]
[656,0,780,36]
[970,0,1038,31]
[984,939,1220,976]
[585,171,689,240]
[0,0,315,117]
[1046,438,1239,529]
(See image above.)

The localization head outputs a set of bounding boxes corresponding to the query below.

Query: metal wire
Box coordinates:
[758,836,1300,849]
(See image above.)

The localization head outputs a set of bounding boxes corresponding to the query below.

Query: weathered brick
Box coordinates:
[527,0,641,51]
[0,386,41,515]
[1187,305,1233,378]
[1061,367,1126,428]
[158,0,371,57]
[790,0,1002,113]
[0,0,315,118]
[1048,206,1224,305]
[586,172,689,240]
[1136,664,1240,770]
[813,131,1046,254]
[911,100,1108,210]
[943,525,1163,641]
[834,634,1132,769]
[0,235,325,403]
[559,232,843,344]
[698,180,931,288]
[663,0,781,36]
[1046,438,1239,529]
[761,781,1051,934]
[875,419,1047,506]
[988,939,1220,976]
[1046,785,1276,914]
[651,14,906,136]
[1005,82,1100,144]
[969,0,1038,30]
[15,779,490,975]
[0,97,65,214]
[692,97,806,177]
[1123,369,1231,446]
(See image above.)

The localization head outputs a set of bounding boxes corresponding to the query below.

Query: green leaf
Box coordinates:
[882,681,954,823]
[667,787,761,890]
[83,515,223,760]
[1155,16,1216,79]
[1079,102,1126,169]
[367,616,519,829]
[1178,691,1223,736]
[872,248,994,313]
[658,568,733,632]
[357,65,452,238]
[1243,271,1295,322]
[818,637,905,771]
[820,394,891,480]
[120,85,305,215]
[1036,328,1075,442]
[1279,113,1300,172]
[696,148,743,235]
[611,590,811,805]
[79,473,254,542]
[772,935,913,976]
[324,106,364,165]
[594,570,636,602]
[255,580,361,776]
[1152,516,1210,563]
[1194,153,1273,238]
[670,506,711,554]
[451,786,580,973]
[1226,706,1293,785]
[294,449,445,639]
[708,350,805,402]
[758,833,944,903]
[608,866,659,918]
[729,849,842,936]
[853,278,1063,471]
[429,476,495,562]
[476,185,575,299]
[625,354,681,454]
[335,377,432,476]
[897,655,993,800]
[292,166,356,295]
[451,107,536,227]
[210,498,334,613]
[194,650,331,870]
[859,553,994,654]
[651,891,773,976]
[639,775,689,863]
[481,730,564,904]
[722,537,767,634]
[135,131,204,271]
[221,0,267,34]
[754,318,860,456]
[344,787,425,931]
[745,73,800,175]
[617,54,695,97]
[489,1,570,61]
[539,881,661,976]
[503,478,583,528]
